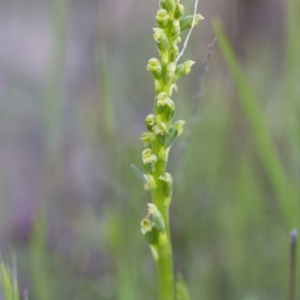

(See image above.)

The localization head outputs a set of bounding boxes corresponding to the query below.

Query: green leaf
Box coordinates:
[176,273,190,300]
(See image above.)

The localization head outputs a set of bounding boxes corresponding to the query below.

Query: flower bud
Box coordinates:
[157,92,168,103]
[147,203,158,215]
[183,60,195,74]
[171,19,181,39]
[153,27,164,42]
[174,3,184,19]
[174,120,185,136]
[153,28,170,51]
[152,122,167,135]
[175,60,195,80]
[180,14,204,31]
[156,9,169,28]
[166,120,185,146]
[167,62,176,76]
[158,172,173,197]
[147,58,162,73]
[147,58,162,79]
[143,174,157,190]
[147,203,165,232]
[170,43,179,61]
[165,0,176,13]
[140,132,155,147]
[141,218,158,245]
[145,114,155,130]
[159,0,167,9]
[171,83,178,92]
[164,62,176,85]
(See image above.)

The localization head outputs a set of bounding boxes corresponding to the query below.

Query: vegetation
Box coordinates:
[1,0,300,299]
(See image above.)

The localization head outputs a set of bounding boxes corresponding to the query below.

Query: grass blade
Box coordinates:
[213,20,299,229]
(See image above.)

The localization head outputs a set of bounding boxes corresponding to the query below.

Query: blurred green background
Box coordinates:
[0,0,300,299]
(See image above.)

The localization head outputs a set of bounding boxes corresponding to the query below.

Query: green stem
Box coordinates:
[152,153,174,300]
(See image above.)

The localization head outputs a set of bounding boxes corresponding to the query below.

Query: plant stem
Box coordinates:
[288,228,298,300]
[152,156,174,300]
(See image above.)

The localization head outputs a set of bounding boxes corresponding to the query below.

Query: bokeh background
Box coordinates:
[0,0,300,299]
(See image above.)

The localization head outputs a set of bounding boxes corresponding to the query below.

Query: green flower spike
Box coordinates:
[140,1,203,298]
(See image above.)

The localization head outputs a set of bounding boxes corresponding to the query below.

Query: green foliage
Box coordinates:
[0,261,20,300]
[3,0,300,299]
[213,20,300,230]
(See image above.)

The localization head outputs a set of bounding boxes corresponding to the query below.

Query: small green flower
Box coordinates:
[147,58,162,73]
[153,122,167,135]
[145,114,156,130]
[174,120,185,136]
[157,92,175,110]
[167,62,176,75]
[153,27,164,42]
[156,9,169,27]
[141,218,153,234]
[182,60,195,74]
[142,149,157,164]
[171,83,178,92]
[180,14,204,31]
[141,218,158,245]
[175,60,195,80]
[140,132,154,146]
